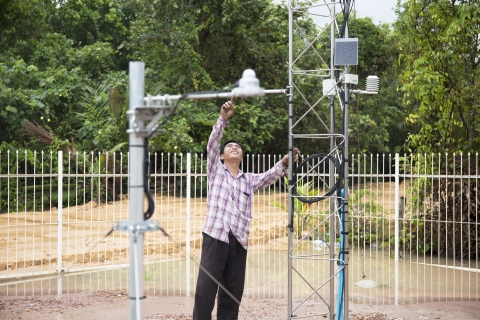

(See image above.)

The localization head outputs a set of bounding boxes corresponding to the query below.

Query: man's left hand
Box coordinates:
[281,148,301,167]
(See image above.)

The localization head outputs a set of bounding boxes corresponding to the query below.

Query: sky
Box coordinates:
[275,0,400,26]
[353,0,398,24]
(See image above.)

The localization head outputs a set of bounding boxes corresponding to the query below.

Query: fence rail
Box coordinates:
[0,151,479,304]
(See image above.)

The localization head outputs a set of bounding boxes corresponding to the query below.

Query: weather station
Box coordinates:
[119,0,379,319]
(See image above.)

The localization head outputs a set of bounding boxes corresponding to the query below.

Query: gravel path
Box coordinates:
[1,290,479,320]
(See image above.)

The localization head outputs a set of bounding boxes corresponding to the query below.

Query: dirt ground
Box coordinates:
[1,290,480,320]
[2,182,479,319]
[0,192,293,274]
[0,182,401,274]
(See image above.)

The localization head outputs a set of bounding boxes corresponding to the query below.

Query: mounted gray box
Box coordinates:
[334,38,358,66]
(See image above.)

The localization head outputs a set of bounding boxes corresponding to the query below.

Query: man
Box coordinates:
[193,97,300,319]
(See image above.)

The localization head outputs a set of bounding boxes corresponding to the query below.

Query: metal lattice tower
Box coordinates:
[286,1,357,319]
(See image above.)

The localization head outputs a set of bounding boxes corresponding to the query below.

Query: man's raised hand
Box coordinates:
[221,97,235,120]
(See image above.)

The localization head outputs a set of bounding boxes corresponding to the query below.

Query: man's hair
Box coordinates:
[220,139,245,163]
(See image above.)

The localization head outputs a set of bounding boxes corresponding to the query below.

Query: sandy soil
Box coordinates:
[1,290,480,320]
[0,192,294,274]
[0,182,401,275]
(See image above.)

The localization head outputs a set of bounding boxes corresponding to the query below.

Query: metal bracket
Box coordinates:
[126,103,176,138]
[113,220,162,236]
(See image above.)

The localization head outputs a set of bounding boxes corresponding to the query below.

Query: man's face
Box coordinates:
[221,142,243,163]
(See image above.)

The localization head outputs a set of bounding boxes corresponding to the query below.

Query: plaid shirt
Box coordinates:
[203,116,288,249]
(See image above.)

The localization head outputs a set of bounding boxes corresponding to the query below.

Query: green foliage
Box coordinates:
[396,0,480,153]
[151,100,217,154]
[348,17,406,154]
[23,183,79,212]
[0,0,56,60]
[0,141,129,212]
[0,146,59,212]
[271,177,312,214]
[0,0,127,152]
[220,98,287,154]
[399,218,431,256]
[85,143,128,204]
[399,153,479,259]
[0,53,123,151]
[0,0,406,156]
[127,0,214,93]
[52,0,129,46]
[393,2,480,257]
[63,79,129,152]
[129,0,293,155]
[148,152,208,198]
[349,188,391,249]
[0,58,75,142]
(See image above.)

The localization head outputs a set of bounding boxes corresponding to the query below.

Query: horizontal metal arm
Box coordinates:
[264,89,288,94]
[129,87,288,138]
[143,88,288,105]
[349,90,378,95]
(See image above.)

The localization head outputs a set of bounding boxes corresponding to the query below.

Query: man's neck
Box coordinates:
[224,161,241,178]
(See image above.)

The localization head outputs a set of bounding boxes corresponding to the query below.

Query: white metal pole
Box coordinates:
[342,23,350,320]
[287,0,294,318]
[57,150,63,295]
[186,153,191,297]
[394,153,400,305]
[329,1,336,319]
[128,61,146,320]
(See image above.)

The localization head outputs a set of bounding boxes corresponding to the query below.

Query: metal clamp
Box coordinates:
[113,220,162,236]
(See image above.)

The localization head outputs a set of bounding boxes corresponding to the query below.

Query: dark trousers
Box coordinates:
[193,232,247,320]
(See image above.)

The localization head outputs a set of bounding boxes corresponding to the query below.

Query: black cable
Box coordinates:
[338,0,355,38]
[143,137,155,220]
[292,153,342,203]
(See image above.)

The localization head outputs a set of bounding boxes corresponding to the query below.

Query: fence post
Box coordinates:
[394,153,400,305]
[57,150,63,295]
[186,153,191,297]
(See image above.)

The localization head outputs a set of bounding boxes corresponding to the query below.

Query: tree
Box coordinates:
[0,58,84,144]
[0,0,128,150]
[0,0,406,157]
[394,1,480,260]
[127,0,297,154]
[51,0,132,70]
[62,78,128,152]
[0,0,56,60]
[396,0,480,154]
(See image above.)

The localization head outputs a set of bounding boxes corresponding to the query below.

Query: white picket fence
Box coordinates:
[0,151,478,304]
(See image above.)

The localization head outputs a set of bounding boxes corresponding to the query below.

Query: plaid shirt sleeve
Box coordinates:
[206,116,228,175]
[203,117,233,244]
[247,161,288,193]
